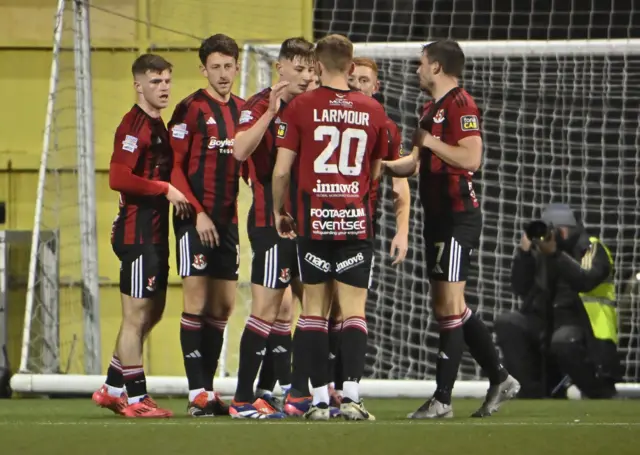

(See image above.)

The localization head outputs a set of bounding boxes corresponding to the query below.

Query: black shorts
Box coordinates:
[296,237,374,289]
[175,222,239,280]
[113,243,169,299]
[424,217,480,282]
[250,227,299,289]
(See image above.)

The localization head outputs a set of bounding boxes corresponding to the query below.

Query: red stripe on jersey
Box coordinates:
[370,117,402,214]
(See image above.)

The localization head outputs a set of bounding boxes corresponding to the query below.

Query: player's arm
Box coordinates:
[234,81,290,162]
[272,147,296,216]
[381,145,420,177]
[416,103,482,172]
[389,131,410,238]
[168,102,205,214]
[272,107,300,238]
[109,126,169,196]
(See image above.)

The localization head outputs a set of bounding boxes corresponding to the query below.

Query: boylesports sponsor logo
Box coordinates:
[208,137,234,154]
[304,252,331,273]
[335,252,364,273]
[313,180,359,197]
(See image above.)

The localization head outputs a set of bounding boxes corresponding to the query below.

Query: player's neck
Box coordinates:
[205,86,231,103]
[321,73,350,91]
[137,99,161,118]
[432,79,459,102]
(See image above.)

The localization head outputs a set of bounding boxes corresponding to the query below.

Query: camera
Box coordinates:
[525,219,554,241]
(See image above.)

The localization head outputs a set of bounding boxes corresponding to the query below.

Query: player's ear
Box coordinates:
[432,61,441,75]
[348,61,355,76]
[374,79,381,92]
[133,78,142,95]
[199,63,207,78]
[235,61,240,73]
[275,60,283,77]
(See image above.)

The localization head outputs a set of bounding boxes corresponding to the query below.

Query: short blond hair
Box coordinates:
[315,34,353,73]
[353,57,378,76]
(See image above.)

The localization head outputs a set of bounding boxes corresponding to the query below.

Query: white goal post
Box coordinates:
[11,35,640,399]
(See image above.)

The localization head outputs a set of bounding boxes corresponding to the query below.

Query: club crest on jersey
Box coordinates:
[208,136,234,154]
[122,135,138,153]
[192,254,207,271]
[276,122,287,139]
[279,268,291,284]
[433,109,446,124]
[146,276,156,292]
[461,115,479,131]
[172,123,188,139]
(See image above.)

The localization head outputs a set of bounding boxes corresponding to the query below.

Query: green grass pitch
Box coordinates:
[1,398,639,455]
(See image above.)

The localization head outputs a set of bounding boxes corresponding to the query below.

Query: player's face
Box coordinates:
[201,52,239,97]
[134,69,172,110]
[277,56,314,95]
[349,65,379,97]
[417,51,437,95]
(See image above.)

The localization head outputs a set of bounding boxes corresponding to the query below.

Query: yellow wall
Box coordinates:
[0,0,311,376]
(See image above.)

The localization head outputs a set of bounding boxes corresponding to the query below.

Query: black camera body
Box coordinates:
[525,219,555,242]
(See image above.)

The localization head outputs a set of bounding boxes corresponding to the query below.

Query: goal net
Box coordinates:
[11,0,640,398]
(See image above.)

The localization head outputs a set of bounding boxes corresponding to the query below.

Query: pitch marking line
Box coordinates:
[0,421,638,427]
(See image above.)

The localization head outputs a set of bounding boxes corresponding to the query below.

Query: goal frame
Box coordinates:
[11,37,640,399]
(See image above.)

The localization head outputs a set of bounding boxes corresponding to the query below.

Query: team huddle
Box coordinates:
[94,33,521,420]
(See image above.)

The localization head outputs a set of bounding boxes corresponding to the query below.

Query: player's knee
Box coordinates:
[329,301,343,321]
[335,283,367,319]
[277,291,293,321]
[121,306,151,337]
[250,284,283,321]
[182,277,208,315]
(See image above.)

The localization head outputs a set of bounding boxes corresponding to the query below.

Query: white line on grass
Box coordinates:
[0,421,638,427]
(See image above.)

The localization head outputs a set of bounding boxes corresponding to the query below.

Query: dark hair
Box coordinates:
[423,40,465,78]
[278,37,314,62]
[131,53,172,76]
[199,34,240,65]
[315,34,353,73]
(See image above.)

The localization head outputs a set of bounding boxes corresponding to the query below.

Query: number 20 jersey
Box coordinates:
[276,86,388,241]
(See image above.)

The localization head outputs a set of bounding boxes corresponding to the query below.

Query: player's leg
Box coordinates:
[256,285,293,402]
[229,227,287,418]
[118,246,172,417]
[333,240,375,421]
[176,225,214,416]
[328,290,344,406]
[94,290,166,411]
[294,238,334,421]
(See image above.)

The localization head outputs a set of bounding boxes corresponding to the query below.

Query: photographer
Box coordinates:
[495,204,620,399]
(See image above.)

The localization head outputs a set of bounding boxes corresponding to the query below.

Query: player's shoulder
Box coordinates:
[230,93,246,108]
[117,105,149,136]
[244,88,271,109]
[449,87,478,110]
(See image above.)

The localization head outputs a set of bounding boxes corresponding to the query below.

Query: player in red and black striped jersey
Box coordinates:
[273,35,387,421]
[94,54,189,419]
[167,34,244,417]
[382,40,519,419]
[230,37,315,419]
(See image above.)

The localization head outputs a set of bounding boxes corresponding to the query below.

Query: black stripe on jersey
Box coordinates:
[113,205,127,245]
[452,88,466,108]
[290,175,299,232]
[205,98,229,221]
[301,190,311,239]
[244,88,270,111]
[192,109,208,201]
[131,108,147,135]
[228,96,240,123]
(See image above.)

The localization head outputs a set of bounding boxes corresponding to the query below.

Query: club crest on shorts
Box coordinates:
[276,122,287,139]
[460,115,479,131]
[192,253,207,271]
[146,276,156,292]
[279,268,291,284]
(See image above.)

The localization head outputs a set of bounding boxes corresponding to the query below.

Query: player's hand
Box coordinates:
[275,212,296,239]
[196,212,219,248]
[389,232,409,266]
[268,81,290,114]
[412,128,433,148]
[520,232,532,252]
[166,184,191,219]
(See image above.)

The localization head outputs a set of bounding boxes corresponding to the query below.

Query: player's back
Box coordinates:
[418,87,481,219]
[111,105,172,246]
[282,86,388,240]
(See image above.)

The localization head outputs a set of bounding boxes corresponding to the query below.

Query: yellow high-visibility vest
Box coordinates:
[579,237,617,344]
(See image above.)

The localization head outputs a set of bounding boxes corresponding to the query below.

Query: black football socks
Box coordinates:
[180,313,206,400]
[461,308,508,385]
[434,314,465,405]
[340,317,368,403]
[201,316,227,394]
[234,315,271,403]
